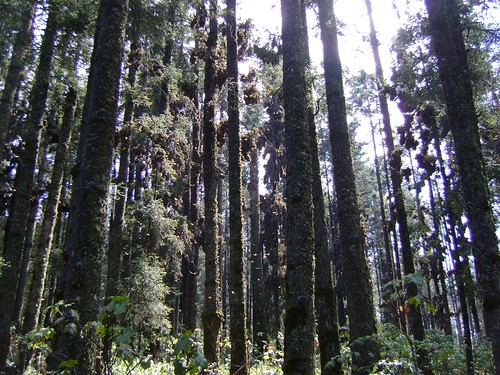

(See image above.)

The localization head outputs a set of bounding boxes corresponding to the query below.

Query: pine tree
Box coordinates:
[226,0,249,373]
[317,0,380,373]
[424,0,500,370]
[50,0,129,371]
[202,0,223,364]
[0,6,59,368]
[280,0,316,372]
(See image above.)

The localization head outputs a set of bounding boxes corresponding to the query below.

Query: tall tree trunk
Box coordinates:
[19,87,77,373]
[13,136,50,327]
[364,0,430,372]
[280,0,315,373]
[49,0,129,372]
[318,0,380,373]
[0,0,36,164]
[226,0,249,373]
[0,8,58,369]
[153,2,176,116]
[202,0,223,364]
[425,107,475,373]
[426,178,453,334]
[249,145,266,352]
[424,0,500,370]
[105,0,142,298]
[180,69,201,331]
[370,119,398,326]
[309,92,342,375]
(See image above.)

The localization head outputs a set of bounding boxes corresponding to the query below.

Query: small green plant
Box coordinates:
[171,330,208,374]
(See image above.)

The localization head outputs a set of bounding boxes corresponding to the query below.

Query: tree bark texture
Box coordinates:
[0,8,58,369]
[51,0,129,373]
[424,0,500,370]
[0,0,36,164]
[202,0,223,364]
[309,98,342,375]
[226,0,249,373]
[370,120,398,326]
[180,72,201,331]
[249,146,266,352]
[318,0,380,373]
[19,87,76,372]
[281,0,316,373]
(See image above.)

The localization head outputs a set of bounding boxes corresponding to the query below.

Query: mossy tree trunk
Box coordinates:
[424,0,500,370]
[249,144,266,352]
[49,0,129,372]
[202,0,223,364]
[280,0,316,373]
[180,68,201,331]
[19,87,77,372]
[317,0,380,373]
[226,0,249,373]
[0,7,58,369]
[0,0,36,165]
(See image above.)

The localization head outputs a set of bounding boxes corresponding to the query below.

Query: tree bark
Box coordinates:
[201,0,223,364]
[19,87,76,373]
[318,0,380,373]
[280,0,316,373]
[0,7,58,369]
[0,0,36,165]
[226,0,249,373]
[370,119,398,326]
[249,145,266,352]
[424,0,500,370]
[49,0,129,372]
[180,67,201,331]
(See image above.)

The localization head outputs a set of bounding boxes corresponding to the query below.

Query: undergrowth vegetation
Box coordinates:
[21,304,493,375]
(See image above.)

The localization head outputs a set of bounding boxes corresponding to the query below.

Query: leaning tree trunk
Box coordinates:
[226,0,249,373]
[201,0,223,364]
[0,8,58,369]
[364,0,430,372]
[19,87,77,373]
[48,0,129,373]
[280,0,316,373]
[0,0,36,165]
[317,0,380,373]
[13,136,50,327]
[424,0,500,370]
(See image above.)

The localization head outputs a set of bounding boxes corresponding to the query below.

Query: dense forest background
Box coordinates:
[0,0,499,374]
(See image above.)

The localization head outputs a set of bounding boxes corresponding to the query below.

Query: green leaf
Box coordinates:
[406,270,424,286]
[116,327,134,344]
[64,322,78,335]
[174,333,193,355]
[194,350,208,369]
[426,302,436,314]
[59,359,78,369]
[408,295,422,307]
[107,296,129,314]
[140,360,152,370]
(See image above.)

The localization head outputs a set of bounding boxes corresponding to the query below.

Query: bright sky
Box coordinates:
[238,0,407,160]
[238,0,406,74]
